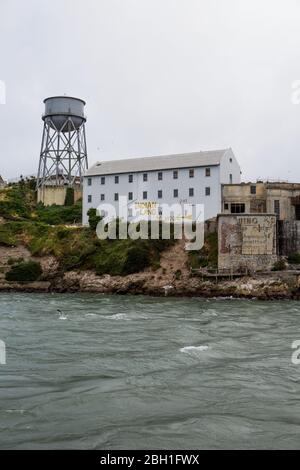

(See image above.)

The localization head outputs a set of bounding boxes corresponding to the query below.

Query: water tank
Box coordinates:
[43,96,86,132]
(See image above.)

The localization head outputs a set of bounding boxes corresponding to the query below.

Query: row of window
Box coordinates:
[224,199,282,216]
[87,168,211,186]
[87,187,211,203]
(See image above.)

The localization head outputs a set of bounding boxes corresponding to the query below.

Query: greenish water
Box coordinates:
[0,293,300,449]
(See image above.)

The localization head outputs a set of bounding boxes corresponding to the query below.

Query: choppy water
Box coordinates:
[0,293,300,449]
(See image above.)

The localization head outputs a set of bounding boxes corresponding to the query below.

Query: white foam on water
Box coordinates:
[58,314,68,320]
[5,409,25,414]
[108,313,131,321]
[180,345,209,355]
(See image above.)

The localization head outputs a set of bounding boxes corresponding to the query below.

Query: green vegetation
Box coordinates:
[174,269,182,280]
[5,260,42,282]
[0,181,82,225]
[188,232,218,270]
[0,182,177,278]
[287,252,300,264]
[87,208,102,231]
[0,218,175,277]
[64,187,74,206]
[272,259,287,271]
[35,202,82,225]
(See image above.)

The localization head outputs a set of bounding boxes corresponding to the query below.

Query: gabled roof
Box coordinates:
[85,148,231,176]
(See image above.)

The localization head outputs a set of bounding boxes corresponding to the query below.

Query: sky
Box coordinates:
[0,0,300,181]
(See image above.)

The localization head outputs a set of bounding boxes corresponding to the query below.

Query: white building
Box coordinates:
[83,148,241,225]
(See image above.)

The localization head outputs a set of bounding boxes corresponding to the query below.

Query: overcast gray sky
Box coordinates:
[0,0,300,181]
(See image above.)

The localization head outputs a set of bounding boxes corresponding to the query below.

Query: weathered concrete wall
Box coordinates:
[266,188,300,220]
[278,220,300,255]
[218,214,277,272]
[37,187,82,206]
[222,182,300,221]
[222,183,266,213]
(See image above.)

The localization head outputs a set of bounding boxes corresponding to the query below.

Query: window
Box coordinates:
[143,191,147,200]
[224,203,229,210]
[274,200,280,218]
[230,157,232,163]
[174,189,178,198]
[114,193,118,201]
[189,188,194,197]
[158,190,162,199]
[158,206,163,216]
[88,195,92,203]
[295,205,300,221]
[173,170,178,179]
[231,203,245,214]
[205,168,211,177]
[143,173,148,182]
[189,169,194,178]
[101,176,105,185]
[128,208,133,217]
[115,175,119,184]
[128,174,133,183]
[87,177,92,186]
[229,174,233,184]
[128,192,133,200]
[250,185,256,195]
[101,194,105,201]
[205,187,211,196]
[158,172,163,181]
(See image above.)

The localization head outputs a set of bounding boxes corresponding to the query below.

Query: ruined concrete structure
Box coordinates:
[222,182,300,221]
[221,182,300,258]
[218,214,277,272]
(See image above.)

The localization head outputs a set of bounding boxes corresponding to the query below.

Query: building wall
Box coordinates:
[218,214,277,272]
[83,165,222,225]
[266,187,300,220]
[222,183,267,214]
[222,182,300,221]
[83,152,241,225]
[278,220,300,256]
[37,186,82,206]
[219,148,241,185]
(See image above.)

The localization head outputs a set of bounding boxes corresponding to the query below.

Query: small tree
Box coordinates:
[5,260,42,282]
[64,187,74,206]
[87,208,101,231]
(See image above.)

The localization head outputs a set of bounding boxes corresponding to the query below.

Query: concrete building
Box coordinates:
[218,213,277,272]
[222,182,300,221]
[83,148,241,225]
[220,181,300,261]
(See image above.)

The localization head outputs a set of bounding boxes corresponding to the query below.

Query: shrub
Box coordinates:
[7,257,23,266]
[64,187,74,206]
[188,232,218,270]
[288,252,300,264]
[5,260,42,282]
[123,245,151,275]
[174,269,182,280]
[36,201,82,225]
[87,208,101,231]
[271,259,287,271]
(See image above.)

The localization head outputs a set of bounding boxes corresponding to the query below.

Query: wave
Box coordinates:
[108,313,131,321]
[180,345,209,355]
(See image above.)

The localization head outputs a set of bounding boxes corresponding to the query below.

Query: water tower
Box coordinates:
[36,96,88,205]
